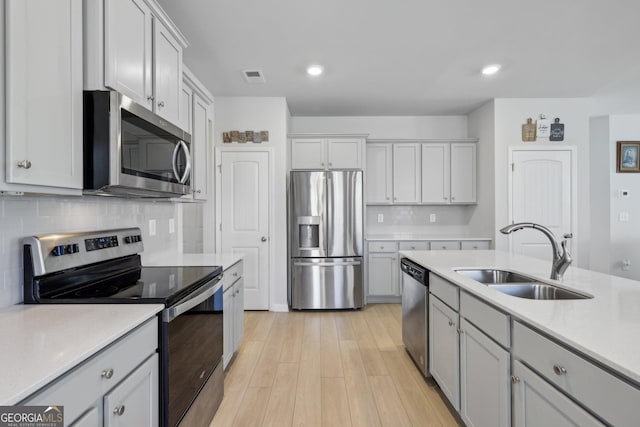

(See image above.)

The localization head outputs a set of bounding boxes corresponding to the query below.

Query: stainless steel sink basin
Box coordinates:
[454,268,592,300]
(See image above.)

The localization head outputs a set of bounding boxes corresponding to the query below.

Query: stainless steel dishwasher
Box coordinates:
[401,258,429,377]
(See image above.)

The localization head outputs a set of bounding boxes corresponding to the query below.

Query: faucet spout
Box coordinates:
[499,222,572,280]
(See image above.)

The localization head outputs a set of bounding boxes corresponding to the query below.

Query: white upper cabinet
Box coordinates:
[366,144,393,203]
[290,135,365,170]
[89,0,188,126]
[450,142,476,203]
[392,143,421,203]
[421,143,450,203]
[3,0,83,193]
[104,0,153,110]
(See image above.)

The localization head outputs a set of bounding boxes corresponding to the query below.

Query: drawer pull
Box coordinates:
[113,405,125,416]
[511,375,521,384]
[101,368,114,379]
[553,365,567,376]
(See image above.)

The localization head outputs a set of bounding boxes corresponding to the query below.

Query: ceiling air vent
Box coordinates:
[243,69,266,83]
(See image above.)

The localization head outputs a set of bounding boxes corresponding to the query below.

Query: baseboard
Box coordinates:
[270,303,290,312]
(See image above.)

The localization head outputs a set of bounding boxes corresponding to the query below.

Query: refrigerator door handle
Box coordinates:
[293,260,361,267]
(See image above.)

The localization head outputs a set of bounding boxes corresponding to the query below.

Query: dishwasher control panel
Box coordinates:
[400,258,427,284]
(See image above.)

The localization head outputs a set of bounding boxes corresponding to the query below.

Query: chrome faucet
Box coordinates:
[499,222,572,281]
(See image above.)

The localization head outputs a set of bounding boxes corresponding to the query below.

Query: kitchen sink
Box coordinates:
[454,268,592,300]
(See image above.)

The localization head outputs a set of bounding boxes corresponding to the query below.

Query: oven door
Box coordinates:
[162,277,223,427]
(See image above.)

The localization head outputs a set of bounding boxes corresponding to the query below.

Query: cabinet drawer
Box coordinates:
[398,241,429,251]
[22,318,158,423]
[368,241,398,253]
[513,321,639,426]
[460,291,510,348]
[223,261,243,291]
[429,273,459,310]
[430,240,460,250]
[460,240,490,250]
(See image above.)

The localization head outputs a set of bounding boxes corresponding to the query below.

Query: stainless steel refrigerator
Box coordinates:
[289,170,363,309]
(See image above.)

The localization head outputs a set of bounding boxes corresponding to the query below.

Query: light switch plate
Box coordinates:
[169,218,175,234]
[619,212,629,222]
[149,219,157,236]
[377,214,384,223]
[429,213,436,223]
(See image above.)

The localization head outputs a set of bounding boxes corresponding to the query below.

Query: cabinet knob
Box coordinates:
[511,376,521,384]
[393,197,397,201]
[321,162,325,166]
[147,95,155,101]
[386,197,390,200]
[329,162,333,166]
[261,236,268,242]
[380,246,384,249]
[17,160,32,169]
[157,101,165,108]
[411,246,415,250]
[236,289,240,295]
[113,405,125,416]
[553,365,567,376]
[233,272,238,277]
[101,368,114,379]
[448,320,454,327]
[443,197,448,200]
[451,197,456,201]
[457,329,464,335]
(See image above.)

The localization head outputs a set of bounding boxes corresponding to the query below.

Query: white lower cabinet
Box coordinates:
[22,318,158,425]
[460,318,510,427]
[368,253,399,296]
[223,261,245,369]
[429,294,460,410]
[512,360,603,427]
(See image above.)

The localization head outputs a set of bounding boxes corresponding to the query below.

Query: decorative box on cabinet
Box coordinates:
[86,0,189,126]
[289,134,366,170]
[2,0,83,195]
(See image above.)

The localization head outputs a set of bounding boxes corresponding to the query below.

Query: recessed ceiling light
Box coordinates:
[482,64,501,76]
[307,65,324,76]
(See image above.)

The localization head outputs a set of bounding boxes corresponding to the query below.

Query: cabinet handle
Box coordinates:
[236,289,240,295]
[157,101,165,108]
[393,197,397,201]
[448,320,454,327]
[443,196,448,200]
[101,368,114,379]
[329,162,333,167]
[147,95,155,101]
[233,272,238,277]
[17,160,32,169]
[113,405,125,416]
[321,162,325,166]
[511,376,521,384]
[553,365,567,376]
[457,329,464,335]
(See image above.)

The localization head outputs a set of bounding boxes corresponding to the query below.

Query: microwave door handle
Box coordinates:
[179,140,192,184]
[171,142,181,182]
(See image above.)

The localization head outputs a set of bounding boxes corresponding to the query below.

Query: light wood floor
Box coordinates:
[210,304,463,427]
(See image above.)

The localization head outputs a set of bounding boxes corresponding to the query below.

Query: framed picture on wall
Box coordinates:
[617,141,640,173]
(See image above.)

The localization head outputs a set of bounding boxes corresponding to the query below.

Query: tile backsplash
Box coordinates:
[0,196,178,308]
[366,205,484,235]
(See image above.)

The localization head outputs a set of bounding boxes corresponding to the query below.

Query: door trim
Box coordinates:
[215,146,274,310]
[507,146,578,264]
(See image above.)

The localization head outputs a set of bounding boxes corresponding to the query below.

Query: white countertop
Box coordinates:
[367,234,492,241]
[0,304,163,405]
[400,250,640,384]
[142,252,243,270]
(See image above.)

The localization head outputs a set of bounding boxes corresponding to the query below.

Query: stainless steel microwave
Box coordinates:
[83,91,192,197]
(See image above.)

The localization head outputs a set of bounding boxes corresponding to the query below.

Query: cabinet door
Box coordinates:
[392,144,421,203]
[191,93,210,200]
[104,0,153,108]
[71,407,99,427]
[512,361,603,427]
[367,253,399,296]
[223,288,233,369]
[327,138,362,169]
[179,85,192,133]
[429,295,460,410]
[234,278,245,351]
[5,0,83,189]
[450,143,476,203]
[291,138,326,169]
[460,319,510,427]
[421,143,450,203]
[366,144,393,203]
[103,354,159,427]
[153,18,182,125]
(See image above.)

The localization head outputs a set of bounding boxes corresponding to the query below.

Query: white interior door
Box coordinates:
[510,149,574,262]
[220,151,270,310]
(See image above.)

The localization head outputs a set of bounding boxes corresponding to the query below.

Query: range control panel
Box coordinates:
[85,235,119,252]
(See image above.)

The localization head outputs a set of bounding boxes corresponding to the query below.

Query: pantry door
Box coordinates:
[509,148,576,263]
[219,150,270,310]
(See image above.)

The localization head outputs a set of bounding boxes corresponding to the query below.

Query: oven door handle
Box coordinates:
[163,277,223,323]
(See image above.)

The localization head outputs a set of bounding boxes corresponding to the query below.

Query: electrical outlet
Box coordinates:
[622,259,631,271]
[429,213,436,223]
[377,214,384,223]
[619,212,629,222]
[169,218,175,234]
[149,219,156,236]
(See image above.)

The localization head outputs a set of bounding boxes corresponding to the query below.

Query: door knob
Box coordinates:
[261,236,268,242]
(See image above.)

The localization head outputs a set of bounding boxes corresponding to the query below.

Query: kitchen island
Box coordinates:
[400,249,640,426]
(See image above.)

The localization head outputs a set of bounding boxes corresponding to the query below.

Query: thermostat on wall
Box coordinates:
[618,189,630,198]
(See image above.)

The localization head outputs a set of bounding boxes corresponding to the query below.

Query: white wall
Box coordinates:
[589,115,640,279]
[492,98,594,267]
[289,116,468,139]
[214,97,289,311]
[0,196,178,308]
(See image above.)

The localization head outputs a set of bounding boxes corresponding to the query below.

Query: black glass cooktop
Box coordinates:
[34,261,222,306]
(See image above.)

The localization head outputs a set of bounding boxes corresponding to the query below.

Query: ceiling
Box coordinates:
[157,0,640,116]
